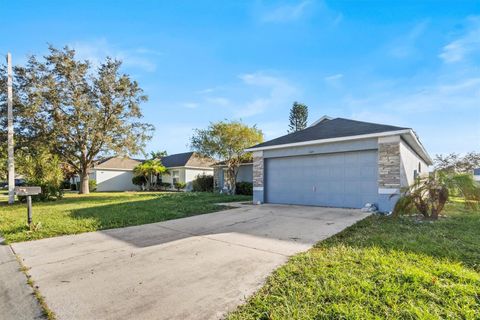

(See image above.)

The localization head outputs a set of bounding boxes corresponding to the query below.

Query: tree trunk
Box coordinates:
[227,165,237,195]
[79,170,90,194]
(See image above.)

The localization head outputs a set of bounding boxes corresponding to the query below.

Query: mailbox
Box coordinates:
[14,186,41,196]
[14,186,41,226]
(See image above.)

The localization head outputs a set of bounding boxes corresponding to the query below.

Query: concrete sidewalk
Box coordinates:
[13,204,370,320]
[0,238,44,320]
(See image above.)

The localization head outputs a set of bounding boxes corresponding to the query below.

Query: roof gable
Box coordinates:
[159,152,215,168]
[95,157,142,170]
[310,115,333,127]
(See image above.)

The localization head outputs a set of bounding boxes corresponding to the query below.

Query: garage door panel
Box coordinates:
[265,150,378,209]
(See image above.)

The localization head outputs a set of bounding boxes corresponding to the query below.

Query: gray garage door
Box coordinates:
[264,150,378,208]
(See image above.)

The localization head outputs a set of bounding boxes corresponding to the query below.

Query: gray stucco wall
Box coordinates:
[399,139,429,187]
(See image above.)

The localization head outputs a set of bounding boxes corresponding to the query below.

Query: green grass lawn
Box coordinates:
[0,191,251,243]
[229,202,480,319]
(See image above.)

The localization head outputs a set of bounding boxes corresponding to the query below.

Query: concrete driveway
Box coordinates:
[12,204,370,320]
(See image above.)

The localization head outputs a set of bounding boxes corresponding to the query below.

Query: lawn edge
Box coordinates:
[12,248,57,320]
[3,194,252,244]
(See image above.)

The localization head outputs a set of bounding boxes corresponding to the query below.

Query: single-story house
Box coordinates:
[76,156,143,192]
[245,116,432,212]
[72,152,215,192]
[213,160,253,192]
[156,152,215,191]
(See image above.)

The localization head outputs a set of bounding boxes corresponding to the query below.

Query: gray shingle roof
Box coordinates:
[159,152,216,168]
[95,157,142,170]
[160,152,195,167]
[249,118,409,149]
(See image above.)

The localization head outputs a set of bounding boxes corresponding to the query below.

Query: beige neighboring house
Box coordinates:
[157,152,215,191]
[71,152,215,192]
[71,156,142,192]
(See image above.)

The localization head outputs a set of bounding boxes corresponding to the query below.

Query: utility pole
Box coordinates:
[7,53,15,204]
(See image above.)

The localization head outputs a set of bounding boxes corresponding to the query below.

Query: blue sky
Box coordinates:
[2,0,479,157]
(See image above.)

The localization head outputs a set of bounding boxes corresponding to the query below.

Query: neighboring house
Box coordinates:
[71,152,214,192]
[213,160,253,192]
[72,156,142,192]
[245,116,432,212]
[157,152,215,191]
[473,168,480,182]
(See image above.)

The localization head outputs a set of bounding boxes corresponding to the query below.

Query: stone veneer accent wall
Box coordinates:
[252,152,264,188]
[378,137,401,191]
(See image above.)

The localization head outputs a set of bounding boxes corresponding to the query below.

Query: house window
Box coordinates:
[172,170,179,184]
[418,162,421,173]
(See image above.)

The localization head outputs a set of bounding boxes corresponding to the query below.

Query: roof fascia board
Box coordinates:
[93,167,135,171]
[245,129,411,152]
[164,165,214,170]
[212,163,253,168]
[403,129,433,165]
[310,115,333,127]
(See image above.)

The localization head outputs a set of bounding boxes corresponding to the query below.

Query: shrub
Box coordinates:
[70,183,77,191]
[235,181,253,195]
[192,174,214,192]
[61,180,71,190]
[132,175,147,187]
[160,182,171,190]
[174,182,187,191]
[89,179,97,192]
[16,148,64,201]
[393,172,480,219]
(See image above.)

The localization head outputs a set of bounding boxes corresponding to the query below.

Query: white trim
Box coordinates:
[310,115,333,127]
[245,130,410,152]
[378,188,400,194]
[404,129,433,165]
[245,129,432,166]
[93,167,134,171]
[166,166,214,170]
[253,187,264,191]
[184,166,214,170]
[212,163,253,168]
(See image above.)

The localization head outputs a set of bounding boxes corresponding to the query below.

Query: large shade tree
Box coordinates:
[190,120,263,194]
[1,46,153,194]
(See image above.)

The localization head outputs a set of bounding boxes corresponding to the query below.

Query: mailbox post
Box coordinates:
[14,187,41,226]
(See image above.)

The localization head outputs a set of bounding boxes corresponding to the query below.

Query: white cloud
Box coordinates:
[439,16,480,63]
[261,0,312,23]
[384,77,480,113]
[332,13,343,26]
[235,72,298,118]
[70,39,158,72]
[196,88,215,94]
[205,97,231,106]
[324,73,343,86]
[179,72,299,119]
[182,102,199,109]
[389,20,429,59]
[346,77,480,115]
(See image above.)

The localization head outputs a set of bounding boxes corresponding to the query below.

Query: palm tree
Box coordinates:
[133,159,168,190]
[393,172,480,219]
